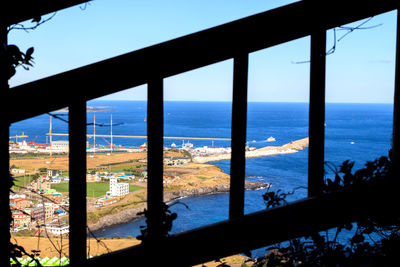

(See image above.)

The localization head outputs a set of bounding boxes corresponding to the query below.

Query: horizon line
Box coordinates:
[92,99,394,104]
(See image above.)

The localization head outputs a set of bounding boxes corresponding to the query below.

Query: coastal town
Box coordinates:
[9,140,193,235]
[9,130,308,260]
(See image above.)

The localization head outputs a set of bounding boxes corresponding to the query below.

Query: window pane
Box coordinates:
[86,86,147,255]
[10,110,70,261]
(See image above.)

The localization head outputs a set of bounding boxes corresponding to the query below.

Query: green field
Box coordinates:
[51,182,144,198]
[12,175,37,190]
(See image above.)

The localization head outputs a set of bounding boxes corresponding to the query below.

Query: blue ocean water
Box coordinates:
[10,101,394,255]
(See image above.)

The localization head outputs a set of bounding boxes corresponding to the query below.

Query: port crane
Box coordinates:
[9,132,28,144]
[102,137,115,153]
[28,136,39,145]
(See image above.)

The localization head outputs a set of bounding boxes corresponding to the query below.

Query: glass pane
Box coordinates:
[325,11,396,176]
[86,85,148,255]
[245,36,310,217]
[10,110,70,261]
[164,60,233,233]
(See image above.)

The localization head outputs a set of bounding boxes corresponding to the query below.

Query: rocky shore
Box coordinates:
[87,181,266,232]
[192,137,309,163]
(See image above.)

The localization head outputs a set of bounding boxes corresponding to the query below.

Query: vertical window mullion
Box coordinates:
[0,24,10,267]
[392,9,400,183]
[229,54,249,219]
[147,78,164,241]
[308,29,327,197]
[68,99,87,264]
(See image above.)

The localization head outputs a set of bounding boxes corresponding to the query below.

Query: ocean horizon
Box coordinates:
[11,101,394,256]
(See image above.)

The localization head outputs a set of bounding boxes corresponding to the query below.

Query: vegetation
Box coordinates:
[9,152,67,159]
[238,150,399,267]
[87,195,146,224]
[97,159,138,167]
[51,182,144,198]
[136,201,188,243]
[11,174,38,189]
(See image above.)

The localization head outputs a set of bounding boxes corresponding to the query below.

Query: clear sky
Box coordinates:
[8,0,398,103]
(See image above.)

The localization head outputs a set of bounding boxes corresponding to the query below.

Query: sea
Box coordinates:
[10,101,394,256]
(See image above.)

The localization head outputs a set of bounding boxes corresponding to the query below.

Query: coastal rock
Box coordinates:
[88,206,146,232]
[87,181,266,232]
[164,181,264,202]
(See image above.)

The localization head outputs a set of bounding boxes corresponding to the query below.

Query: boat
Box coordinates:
[182,140,193,150]
[139,143,147,149]
[267,136,276,142]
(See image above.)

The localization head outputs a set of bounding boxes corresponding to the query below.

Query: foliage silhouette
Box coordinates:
[136,201,189,243]
[239,150,399,267]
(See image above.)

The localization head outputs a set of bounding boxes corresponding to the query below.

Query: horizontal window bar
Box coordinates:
[9,1,397,123]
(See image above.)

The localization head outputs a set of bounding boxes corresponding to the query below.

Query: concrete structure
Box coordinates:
[47,169,62,178]
[45,223,69,235]
[12,212,31,228]
[29,177,51,192]
[48,141,69,153]
[11,168,26,174]
[26,207,45,222]
[95,197,118,207]
[108,177,129,197]
[164,156,191,166]
[10,198,32,210]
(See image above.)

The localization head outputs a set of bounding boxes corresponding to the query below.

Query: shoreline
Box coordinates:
[87,180,266,232]
[192,137,309,163]
[86,139,310,233]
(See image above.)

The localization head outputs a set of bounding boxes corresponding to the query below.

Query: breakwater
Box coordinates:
[192,137,309,163]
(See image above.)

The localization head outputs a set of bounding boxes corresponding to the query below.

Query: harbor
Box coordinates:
[9,114,233,155]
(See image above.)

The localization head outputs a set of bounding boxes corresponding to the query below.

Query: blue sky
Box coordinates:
[8,0,398,103]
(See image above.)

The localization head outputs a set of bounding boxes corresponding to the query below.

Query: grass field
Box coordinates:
[12,175,36,190]
[51,182,144,198]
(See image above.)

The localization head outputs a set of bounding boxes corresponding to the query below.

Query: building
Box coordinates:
[43,203,55,220]
[29,177,51,192]
[94,197,118,207]
[164,156,191,166]
[108,178,129,197]
[10,193,27,200]
[11,211,31,229]
[86,173,101,182]
[48,141,69,153]
[31,207,45,222]
[47,169,62,178]
[10,198,32,210]
[45,223,69,235]
[11,168,26,174]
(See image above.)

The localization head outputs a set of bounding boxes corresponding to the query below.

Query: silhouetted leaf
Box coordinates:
[32,16,41,23]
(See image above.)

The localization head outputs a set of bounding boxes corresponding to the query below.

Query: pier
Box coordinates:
[48,133,231,141]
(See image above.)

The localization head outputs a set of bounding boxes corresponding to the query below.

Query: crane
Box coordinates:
[28,136,39,144]
[102,137,115,152]
[9,132,28,143]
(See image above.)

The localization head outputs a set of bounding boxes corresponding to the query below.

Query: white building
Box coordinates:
[108,178,129,197]
[45,223,69,235]
[48,141,69,153]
